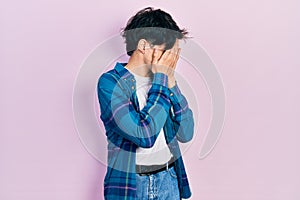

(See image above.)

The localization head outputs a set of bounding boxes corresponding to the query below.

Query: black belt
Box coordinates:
[136,157,175,175]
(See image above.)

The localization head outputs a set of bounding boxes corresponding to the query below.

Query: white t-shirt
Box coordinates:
[125,67,172,165]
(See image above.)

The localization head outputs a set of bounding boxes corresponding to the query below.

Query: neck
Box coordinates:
[125,52,153,77]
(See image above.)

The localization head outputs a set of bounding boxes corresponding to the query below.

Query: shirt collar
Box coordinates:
[114,62,134,80]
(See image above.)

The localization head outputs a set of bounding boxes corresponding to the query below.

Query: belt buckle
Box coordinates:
[166,161,169,171]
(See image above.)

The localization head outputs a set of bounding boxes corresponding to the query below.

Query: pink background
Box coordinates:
[1,0,300,199]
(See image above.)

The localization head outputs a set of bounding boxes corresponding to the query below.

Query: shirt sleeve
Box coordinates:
[168,81,194,143]
[97,72,171,148]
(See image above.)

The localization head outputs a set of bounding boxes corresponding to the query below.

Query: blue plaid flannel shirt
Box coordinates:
[97,62,194,199]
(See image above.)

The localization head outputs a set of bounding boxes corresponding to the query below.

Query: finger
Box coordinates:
[177,48,181,58]
[175,48,181,64]
[171,47,179,66]
[171,40,179,53]
[151,48,159,64]
[159,49,172,62]
[171,48,181,69]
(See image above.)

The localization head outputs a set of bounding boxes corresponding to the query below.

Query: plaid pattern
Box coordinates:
[97,62,194,199]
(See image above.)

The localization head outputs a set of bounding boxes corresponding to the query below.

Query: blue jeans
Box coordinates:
[136,166,180,200]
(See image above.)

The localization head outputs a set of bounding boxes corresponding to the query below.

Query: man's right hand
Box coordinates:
[151,44,180,76]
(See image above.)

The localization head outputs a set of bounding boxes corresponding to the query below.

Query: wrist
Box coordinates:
[152,72,169,88]
[168,77,176,88]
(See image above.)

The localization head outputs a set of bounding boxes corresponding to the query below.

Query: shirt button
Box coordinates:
[170,93,174,96]
[131,86,135,90]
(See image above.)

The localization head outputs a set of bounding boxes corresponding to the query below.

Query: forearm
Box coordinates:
[169,82,194,142]
[98,72,171,148]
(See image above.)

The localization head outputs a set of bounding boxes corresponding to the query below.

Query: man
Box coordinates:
[97,7,194,199]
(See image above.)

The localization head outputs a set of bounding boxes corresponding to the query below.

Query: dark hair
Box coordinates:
[121,7,189,56]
